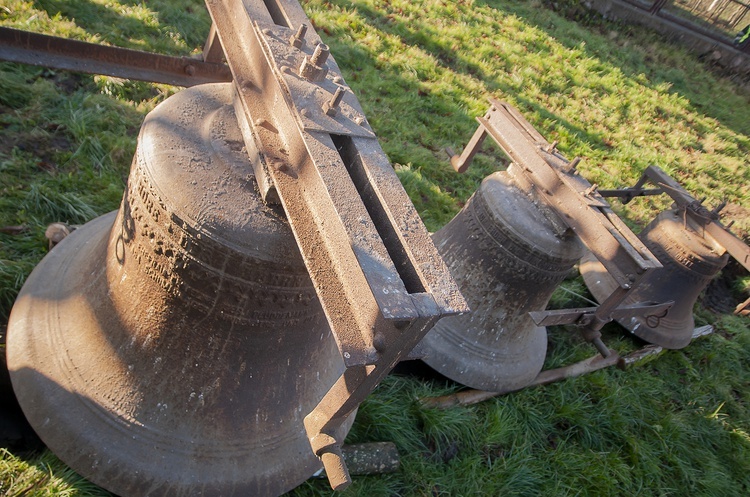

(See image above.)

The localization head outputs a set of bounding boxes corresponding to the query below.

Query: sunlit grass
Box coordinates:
[1,0,749,495]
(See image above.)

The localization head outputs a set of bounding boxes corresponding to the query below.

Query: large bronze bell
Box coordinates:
[580,208,729,349]
[6,83,353,496]
[420,167,585,392]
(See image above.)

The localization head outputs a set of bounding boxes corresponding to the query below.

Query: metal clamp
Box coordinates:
[599,164,750,275]
[205,0,467,489]
[447,100,664,357]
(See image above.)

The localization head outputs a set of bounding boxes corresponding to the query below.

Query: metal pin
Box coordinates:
[565,156,581,173]
[311,43,330,66]
[299,42,330,81]
[289,24,307,48]
[584,183,598,196]
[323,86,345,116]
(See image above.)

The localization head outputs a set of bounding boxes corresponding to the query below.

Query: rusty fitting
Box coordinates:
[711,200,727,219]
[323,86,345,116]
[299,42,329,81]
[320,447,352,491]
[289,24,307,49]
[307,431,352,490]
[311,43,329,66]
[583,183,598,197]
[564,156,581,173]
[579,318,611,358]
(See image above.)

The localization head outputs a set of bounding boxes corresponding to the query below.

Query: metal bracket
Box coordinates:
[530,300,674,355]
[448,100,664,356]
[599,164,750,275]
[0,26,232,87]
[204,0,467,489]
[0,1,468,489]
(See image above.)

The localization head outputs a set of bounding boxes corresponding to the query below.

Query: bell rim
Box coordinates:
[579,251,694,349]
[421,318,548,392]
[6,212,332,496]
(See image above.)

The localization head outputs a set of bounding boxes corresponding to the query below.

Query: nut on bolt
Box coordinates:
[299,42,329,82]
[323,86,345,117]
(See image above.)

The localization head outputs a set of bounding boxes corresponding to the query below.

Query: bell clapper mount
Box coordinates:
[446,99,668,359]
[205,0,471,491]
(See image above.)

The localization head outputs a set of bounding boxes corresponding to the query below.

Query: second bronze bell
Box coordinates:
[420,165,584,392]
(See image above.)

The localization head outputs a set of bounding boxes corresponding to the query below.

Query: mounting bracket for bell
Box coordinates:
[203,0,467,490]
[0,0,466,490]
[447,99,667,357]
[598,165,750,272]
[598,164,750,315]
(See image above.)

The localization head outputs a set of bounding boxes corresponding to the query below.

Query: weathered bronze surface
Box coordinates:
[421,171,584,391]
[443,99,671,368]
[7,83,353,496]
[5,0,467,492]
[201,1,466,488]
[581,209,729,348]
[585,165,750,348]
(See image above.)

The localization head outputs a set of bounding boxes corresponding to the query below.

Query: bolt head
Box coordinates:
[323,102,338,117]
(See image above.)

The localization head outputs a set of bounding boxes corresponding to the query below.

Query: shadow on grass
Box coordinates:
[477,0,750,137]
[340,0,611,147]
[31,0,211,53]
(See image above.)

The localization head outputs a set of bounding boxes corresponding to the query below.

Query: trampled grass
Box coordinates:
[1,0,750,495]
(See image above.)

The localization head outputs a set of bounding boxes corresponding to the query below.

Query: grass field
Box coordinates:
[1,0,750,495]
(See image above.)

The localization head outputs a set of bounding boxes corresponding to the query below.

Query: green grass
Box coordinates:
[2,0,750,495]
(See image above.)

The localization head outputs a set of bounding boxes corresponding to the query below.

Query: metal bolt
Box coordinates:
[584,183,598,196]
[241,80,256,93]
[323,86,345,116]
[564,156,581,173]
[311,43,330,66]
[289,24,307,48]
[299,42,330,81]
[373,332,387,352]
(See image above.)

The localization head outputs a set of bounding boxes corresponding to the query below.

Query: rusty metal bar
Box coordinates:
[477,100,661,287]
[421,324,714,409]
[448,100,665,357]
[420,349,621,408]
[601,164,750,274]
[736,296,750,316]
[0,26,232,87]
[448,125,487,173]
[529,300,673,327]
[203,0,466,488]
[202,23,225,64]
[597,187,663,201]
